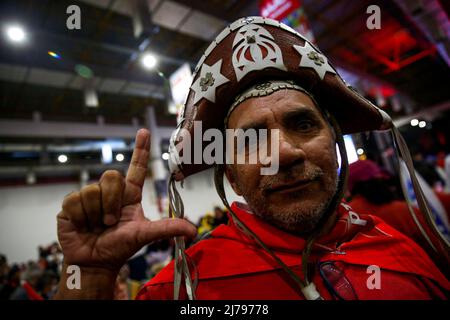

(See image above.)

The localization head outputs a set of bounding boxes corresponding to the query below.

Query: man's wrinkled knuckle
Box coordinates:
[62,192,80,211]
[82,183,100,195]
[102,169,122,181]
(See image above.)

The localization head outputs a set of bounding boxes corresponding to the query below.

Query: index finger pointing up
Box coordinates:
[123,128,151,206]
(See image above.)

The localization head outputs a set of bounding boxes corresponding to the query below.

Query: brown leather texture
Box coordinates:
[173,21,384,180]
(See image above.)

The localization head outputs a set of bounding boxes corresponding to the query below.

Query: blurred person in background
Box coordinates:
[431,151,450,222]
[412,151,445,189]
[0,254,8,283]
[445,153,450,192]
[0,264,20,299]
[196,206,229,241]
[410,149,450,229]
[347,159,447,254]
[145,240,173,278]
[36,270,59,300]
[9,267,42,300]
[196,212,215,236]
[433,151,450,222]
[213,206,229,228]
[113,265,130,300]
[0,242,63,300]
[197,206,229,236]
[0,255,11,299]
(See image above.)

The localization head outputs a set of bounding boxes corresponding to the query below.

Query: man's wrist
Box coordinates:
[54,263,118,300]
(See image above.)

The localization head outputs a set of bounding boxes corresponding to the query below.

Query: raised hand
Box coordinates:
[54,129,196,299]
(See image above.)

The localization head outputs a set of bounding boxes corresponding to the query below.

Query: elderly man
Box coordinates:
[54,17,449,300]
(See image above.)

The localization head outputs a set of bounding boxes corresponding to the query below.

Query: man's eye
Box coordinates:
[296,120,314,131]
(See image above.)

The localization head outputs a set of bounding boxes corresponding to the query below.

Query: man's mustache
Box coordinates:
[260,165,324,192]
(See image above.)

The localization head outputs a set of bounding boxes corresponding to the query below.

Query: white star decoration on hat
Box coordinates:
[293,42,336,80]
[191,59,230,105]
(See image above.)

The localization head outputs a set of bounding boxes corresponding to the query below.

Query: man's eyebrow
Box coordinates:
[237,120,267,131]
[235,107,320,130]
[281,108,319,124]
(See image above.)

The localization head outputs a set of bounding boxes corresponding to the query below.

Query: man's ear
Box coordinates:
[225,165,243,196]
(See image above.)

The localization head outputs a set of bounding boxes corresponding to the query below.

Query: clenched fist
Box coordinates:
[54,129,196,299]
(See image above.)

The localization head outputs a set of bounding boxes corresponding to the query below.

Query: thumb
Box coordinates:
[135,218,197,247]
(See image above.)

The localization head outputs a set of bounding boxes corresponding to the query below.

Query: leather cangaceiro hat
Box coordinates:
[168,16,392,180]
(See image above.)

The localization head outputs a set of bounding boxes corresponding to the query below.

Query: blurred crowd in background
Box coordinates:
[0,206,229,300]
[1,146,450,300]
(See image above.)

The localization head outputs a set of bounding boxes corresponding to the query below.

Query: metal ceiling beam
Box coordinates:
[0,44,162,86]
[307,7,434,75]
[32,27,193,68]
[303,0,344,35]
[0,118,140,139]
[76,0,228,42]
[171,0,256,23]
[0,118,175,140]
[0,163,128,178]
[0,26,196,83]
[394,0,450,68]
[393,100,450,127]
[307,11,383,72]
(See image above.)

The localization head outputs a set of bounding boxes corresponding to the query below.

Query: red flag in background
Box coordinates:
[259,0,316,43]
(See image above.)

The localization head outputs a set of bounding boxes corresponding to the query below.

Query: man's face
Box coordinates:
[226,89,339,235]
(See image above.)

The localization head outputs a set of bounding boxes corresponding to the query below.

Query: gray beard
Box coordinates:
[253,195,332,236]
[250,177,339,237]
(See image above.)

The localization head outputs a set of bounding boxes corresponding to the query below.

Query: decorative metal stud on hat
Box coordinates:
[167,16,450,300]
[293,41,335,80]
[191,60,230,105]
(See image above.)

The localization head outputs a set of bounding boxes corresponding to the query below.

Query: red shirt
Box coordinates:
[137,202,449,300]
[348,196,428,248]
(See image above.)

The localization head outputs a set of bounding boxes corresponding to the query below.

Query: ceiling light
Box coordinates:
[101,144,113,164]
[26,172,36,185]
[142,54,157,69]
[5,25,26,43]
[116,153,124,162]
[58,154,68,163]
[162,152,169,160]
[48,51,61,59]
[357,148,364,155]
[75,64,93,79]
[419,121,426,128]
[410,119,419,126]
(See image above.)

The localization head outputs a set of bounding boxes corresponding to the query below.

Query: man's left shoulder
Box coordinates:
[331,205,449,289]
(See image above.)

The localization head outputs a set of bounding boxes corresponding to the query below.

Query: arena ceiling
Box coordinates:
[0,0,448,182]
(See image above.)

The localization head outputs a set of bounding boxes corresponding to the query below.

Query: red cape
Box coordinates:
[137,202,449,300]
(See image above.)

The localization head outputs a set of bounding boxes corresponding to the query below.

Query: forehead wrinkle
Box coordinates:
[228,97,269,129]
[228,89,321,129]
[271,95,320,125]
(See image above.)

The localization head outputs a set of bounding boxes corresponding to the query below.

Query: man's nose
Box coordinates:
[278,133,306,167]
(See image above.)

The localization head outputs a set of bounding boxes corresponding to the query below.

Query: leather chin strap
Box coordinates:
[168,177,198,300]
